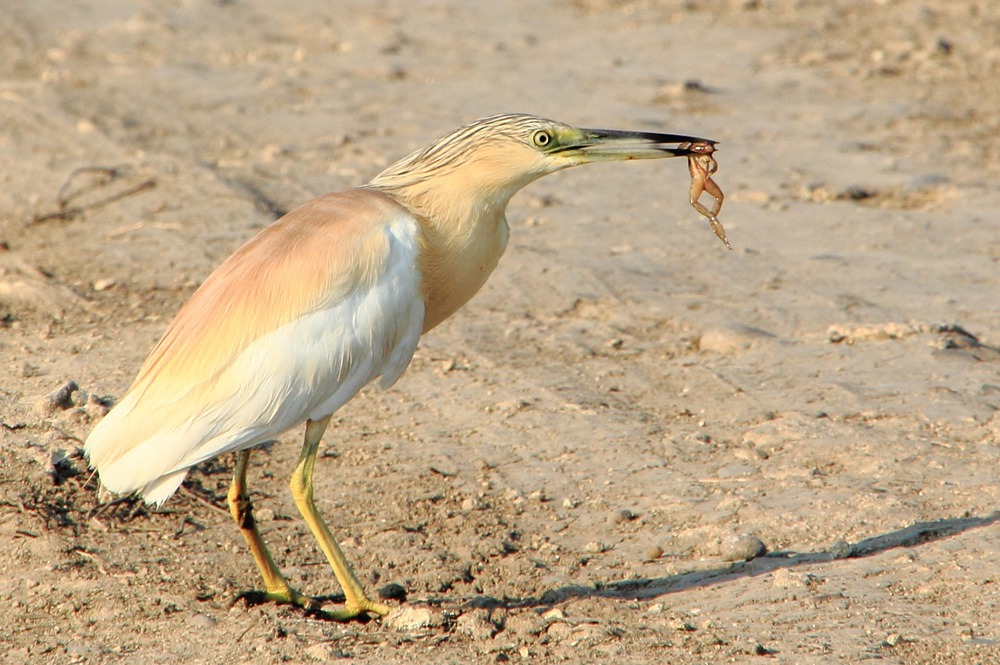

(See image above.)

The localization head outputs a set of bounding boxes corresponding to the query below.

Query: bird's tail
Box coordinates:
[84,393,192,506]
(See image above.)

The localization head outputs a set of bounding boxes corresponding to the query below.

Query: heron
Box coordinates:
[84,113,719,620]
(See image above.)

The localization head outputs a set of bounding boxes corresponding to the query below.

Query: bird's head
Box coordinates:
[370,114,715,219]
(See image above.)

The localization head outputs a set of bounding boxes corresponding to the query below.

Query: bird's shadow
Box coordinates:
[459,510,1000,611]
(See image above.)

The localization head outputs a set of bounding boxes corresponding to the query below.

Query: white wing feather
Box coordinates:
[89,214,424,505]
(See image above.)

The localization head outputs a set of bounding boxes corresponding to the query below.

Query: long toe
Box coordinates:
[232,587,324,612]
[233,587,391,621]
[346,596,392,618]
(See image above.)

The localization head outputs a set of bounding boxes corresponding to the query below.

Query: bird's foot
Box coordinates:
[232,587,390,621]
[232,586,324,611]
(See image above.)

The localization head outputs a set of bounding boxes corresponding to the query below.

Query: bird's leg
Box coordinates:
[289,416,392,620]
[226,449,324,613]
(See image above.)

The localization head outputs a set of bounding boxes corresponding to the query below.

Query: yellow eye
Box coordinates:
[531,130,552,148]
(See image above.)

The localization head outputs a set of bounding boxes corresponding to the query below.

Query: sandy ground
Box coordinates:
[1,0,999,663]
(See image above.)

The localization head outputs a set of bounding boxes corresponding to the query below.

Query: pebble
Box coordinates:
[455,610,498,640]
[719,532,767,562]
[829,540,854,559]
[65,641,98,658]
[386,606,436,631]
[304,643,349,660]
[86,394,112,419]
[378,582,407,602]
[584,541,612,554]
[546,621,573,640]
[644,546,664,561]
[528,489,548,502]
[772,568,815,589]
[186,612,218,628]
[839,184,876,201]
[698,325,775,354]
[668,618,697,631]
[461,497,482,511]
[35,380,79,414]
[541,608,565,621]
[504,612,547,637]
[610,508,638,524]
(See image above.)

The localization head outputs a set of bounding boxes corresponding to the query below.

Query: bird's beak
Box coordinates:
[556,127,717,164]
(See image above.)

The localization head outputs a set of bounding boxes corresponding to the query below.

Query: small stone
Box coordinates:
[304,643,348,660]
[35,380,79,414]
[93,278,116,291]
[386,606,436,631]
[186,612,217,628]
[546,621,573,640]
[719,532,767,562]
[840,185,876,201]
[885,633,902,647]
[69,389,89,407]
[645,546,664,561]
[455,610,497,640]
[378,582,407,602]
[699,325,775,354]
[610,508,638,524]
[65,641,98,658]
[541,607,564,621]
[505,612,547,637]
[86,394,112,419]
[829,540,854,559]
[503,488,525,505]
[562,497,579,508]
[584,541,612,554]
[669,618,697,631]
[772,568,815,589]
[48,447,73,468]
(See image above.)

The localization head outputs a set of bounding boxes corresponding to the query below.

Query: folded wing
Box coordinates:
[85,189,425,505]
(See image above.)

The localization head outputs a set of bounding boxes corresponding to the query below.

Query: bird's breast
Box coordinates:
[417,212,509,332]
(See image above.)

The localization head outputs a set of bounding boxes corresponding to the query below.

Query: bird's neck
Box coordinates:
[374,180,513,332]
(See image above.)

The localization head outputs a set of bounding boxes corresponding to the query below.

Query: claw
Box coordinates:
[232,587,390,621]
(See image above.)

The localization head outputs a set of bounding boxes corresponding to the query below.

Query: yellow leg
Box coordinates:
[226,449,323,612]
[289,416,391,619]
